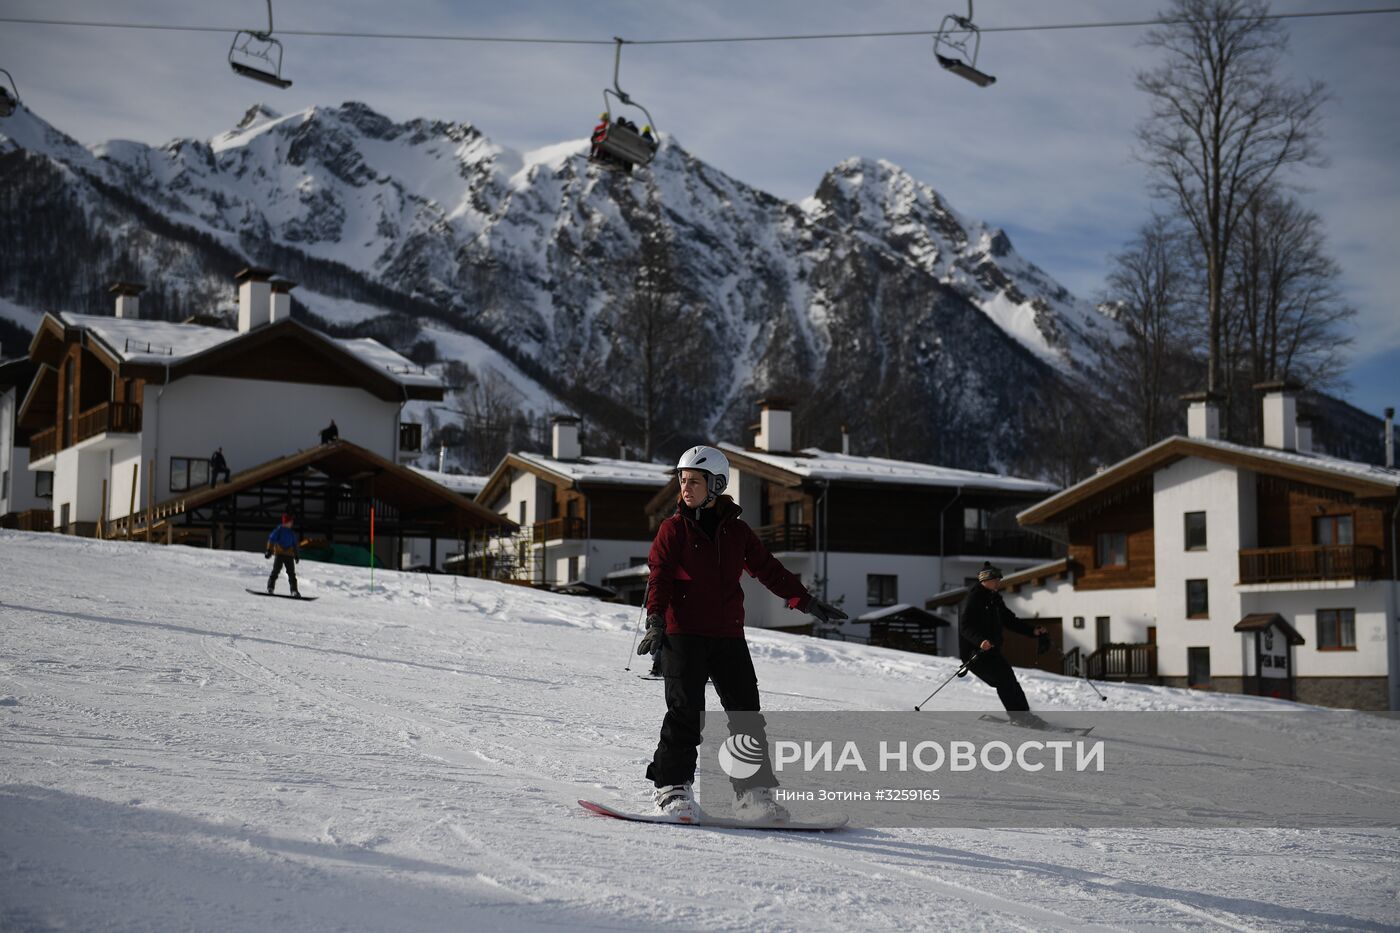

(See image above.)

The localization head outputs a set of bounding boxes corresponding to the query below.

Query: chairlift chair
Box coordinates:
[588,38,659,173]
[229,0,292,89]
[0,69,19,118]
[933,2,996,87]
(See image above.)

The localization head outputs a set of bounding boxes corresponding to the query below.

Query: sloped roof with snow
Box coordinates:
[1018,435,1400,525]
[719,444,1058,494]
[409,467,489,496]
[513,452,672,487]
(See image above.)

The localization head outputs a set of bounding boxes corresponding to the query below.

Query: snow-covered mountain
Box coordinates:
[0,101,1110,469]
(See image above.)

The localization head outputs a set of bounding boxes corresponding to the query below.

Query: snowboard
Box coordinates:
[978,714,1093,736]
[246,588,318,601]
[638,673,665,681]
[578,799,848,832]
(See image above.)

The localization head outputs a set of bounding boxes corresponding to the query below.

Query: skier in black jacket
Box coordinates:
[958,562,1047,711]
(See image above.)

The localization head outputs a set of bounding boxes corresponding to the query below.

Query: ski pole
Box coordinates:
[623,578,650,671]
[1083,669,1108,702]
[914,651,981,711]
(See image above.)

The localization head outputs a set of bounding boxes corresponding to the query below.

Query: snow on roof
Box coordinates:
[61,312,238,363]
[515,452,672,487]
[855,603,922,622]
[1188,435,1400,488]
[409,467,488,496]
[332,338,443,389]
[56,313,440,390]
[719,444,1057,494]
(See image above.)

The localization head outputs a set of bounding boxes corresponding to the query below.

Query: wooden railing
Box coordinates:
[1085,642,1158,682]
[75,402,142,445]
[1062,646,1082,677]
[1239,545,1382,584]
[755,522,812,552]
[531,516,586,543]
[399,422,423,453]
[0,508,54,532]
[29,427,58,461]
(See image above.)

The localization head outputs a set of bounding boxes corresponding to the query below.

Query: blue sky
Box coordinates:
[2,0,1396,415]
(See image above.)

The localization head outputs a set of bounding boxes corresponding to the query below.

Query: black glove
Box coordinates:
[1037,631,1052,655]
[636,614,667,656]
[264,550,272,560]
[806,596,848,623]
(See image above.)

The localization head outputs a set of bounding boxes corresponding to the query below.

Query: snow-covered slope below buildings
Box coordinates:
[4,100,1106,469]
[3,531,1397,932]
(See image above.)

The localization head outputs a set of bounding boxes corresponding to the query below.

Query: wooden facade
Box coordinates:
[1064,482,1157,590]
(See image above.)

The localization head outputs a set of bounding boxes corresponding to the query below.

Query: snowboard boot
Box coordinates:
[266,584,275,595]
[1008,711,1052,730]
[653,783,700,822]
[291,589,302,599]
[734,786,789,823]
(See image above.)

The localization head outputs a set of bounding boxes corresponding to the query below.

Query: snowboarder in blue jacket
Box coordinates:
[265,513,301,597]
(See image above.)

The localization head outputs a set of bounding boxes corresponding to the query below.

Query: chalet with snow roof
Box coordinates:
[472,416,670,586]
[956,385,1399,710]
[631,399,1060,643]
[12,271,511,559]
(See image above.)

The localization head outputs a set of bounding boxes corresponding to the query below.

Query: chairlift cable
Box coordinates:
[2,7,1398,45]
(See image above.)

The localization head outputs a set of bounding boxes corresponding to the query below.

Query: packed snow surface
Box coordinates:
[2,531,1396,932]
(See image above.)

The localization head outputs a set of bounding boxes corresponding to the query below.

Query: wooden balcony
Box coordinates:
[531,516,586,544]
[0,508,54,532]
[1239,545,1382,584]
[955,527,1055,559]
[30,426,58,461]
[1085,643,1158,682]
[755,522,812,552]
[75,402,142,445]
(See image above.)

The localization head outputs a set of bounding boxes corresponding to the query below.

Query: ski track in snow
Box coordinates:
[1,530,1397,932]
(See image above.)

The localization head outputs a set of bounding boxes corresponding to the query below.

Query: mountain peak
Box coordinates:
[235,103,282,130]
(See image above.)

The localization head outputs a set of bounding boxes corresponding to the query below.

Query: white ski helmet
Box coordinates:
[675,445,730,500]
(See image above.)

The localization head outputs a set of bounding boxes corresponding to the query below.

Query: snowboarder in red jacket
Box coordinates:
[637,445,846,822]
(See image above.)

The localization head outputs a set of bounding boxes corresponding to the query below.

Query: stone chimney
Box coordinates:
[270,279,296,323]
[1386,407,1395,469]
[110,282,144,319]
[1257,380,1301,451]
[1182,391,1223,441]
[235,267,275,333]
[1295,419,1313,454]
[551,414,581,461]
[754,397,793,453]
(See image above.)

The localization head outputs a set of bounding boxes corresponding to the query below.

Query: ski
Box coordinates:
[638,674,665,681]
[245,588,318,601]
[978,714,1093,736]
[578,799,847,832]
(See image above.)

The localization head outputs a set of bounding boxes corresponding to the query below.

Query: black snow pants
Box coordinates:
[647,634,777,793]
[268,554,298,593]
[967,651,1030,711]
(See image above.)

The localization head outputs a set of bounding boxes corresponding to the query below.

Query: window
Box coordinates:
[169,457,210,492]
[1187,647,1211,687]
[1184,511,1207,550]
[566,556,579,582]
[1095,531,1127,568]
[785,501,803,526]
[60,502,70,529]
[518,501,527,525]
[1186,579,1209,618]
[867,574,897,607]
[1313,515,1353,546]
[964,507,990,531]
[1316,609,1356,650]
[1095,616,1110,648]
[35,471,53,498]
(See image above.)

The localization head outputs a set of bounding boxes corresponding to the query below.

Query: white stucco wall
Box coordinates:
[1241,586,1389,677]
[144,376,401,501]
[1001,580,1156,657]
[1,386,44,516]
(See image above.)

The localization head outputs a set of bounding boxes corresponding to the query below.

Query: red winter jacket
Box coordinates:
[646,496,811,638]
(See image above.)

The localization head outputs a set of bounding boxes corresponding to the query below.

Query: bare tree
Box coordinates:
[1091,216,1202,448]
[1136,0,1326,396]
[435,362,525,474]
[1225,187,1355,442]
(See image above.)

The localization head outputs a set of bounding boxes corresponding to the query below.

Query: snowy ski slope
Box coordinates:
[2,531,1396,931]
